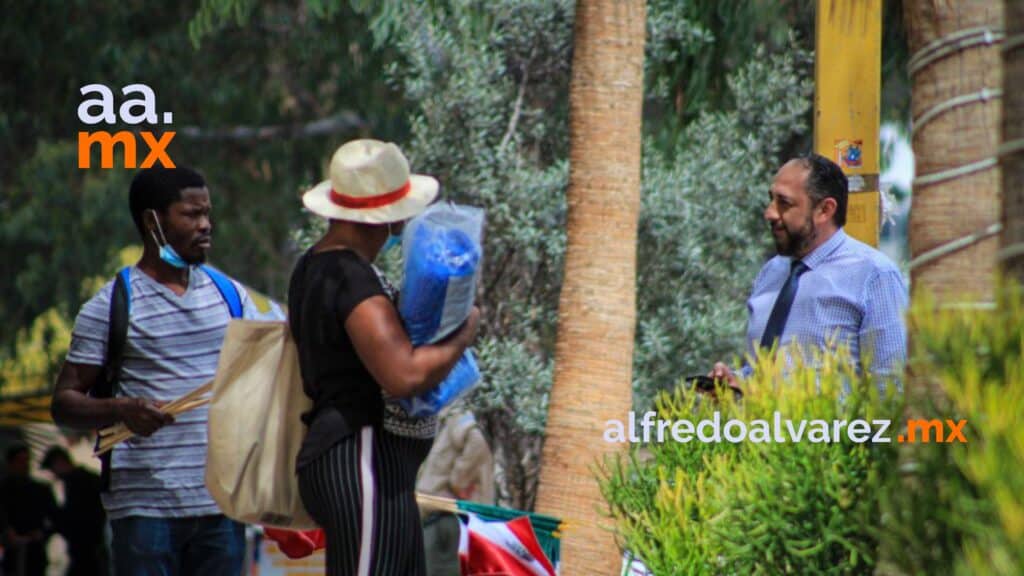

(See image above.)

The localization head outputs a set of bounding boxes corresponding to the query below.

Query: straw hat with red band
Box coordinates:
[303,139,439,224]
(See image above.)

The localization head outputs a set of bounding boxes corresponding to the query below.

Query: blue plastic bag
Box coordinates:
[397,351,480,418]
[399,226,480,345]
[396,203,484,417]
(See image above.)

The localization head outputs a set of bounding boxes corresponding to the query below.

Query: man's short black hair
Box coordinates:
[129,167,206,237]
[6,444,28,463]
[793,153,848,228]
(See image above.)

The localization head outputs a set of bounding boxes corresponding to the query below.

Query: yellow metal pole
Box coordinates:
[815,0,882,246]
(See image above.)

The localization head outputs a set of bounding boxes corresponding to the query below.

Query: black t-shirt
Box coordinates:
[288,248,397,468]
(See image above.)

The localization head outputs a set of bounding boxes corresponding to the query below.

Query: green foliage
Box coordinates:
[602,353,904,575]
[309,0,812,507]
[879,286,1024,576]
[633,43,813,406]
[0,141,134,361]
[331,0,574,509]
[0,309,73,395]
[1,0,406,360]
[607,286,1024,575]
[188,0,259,46]
[0,246,141,394]
[643,0,811,126]
[243,0,575,508]
[881,0,910,128]
[9,0,815,508]
[191,0,420,49]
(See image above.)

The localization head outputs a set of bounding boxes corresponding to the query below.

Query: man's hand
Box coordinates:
[708,362,743,396]
[708,362,737,385]
[117,398,174,437]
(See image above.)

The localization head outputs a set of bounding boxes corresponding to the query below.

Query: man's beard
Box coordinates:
[773,217,817,257]
[183,238,211,265]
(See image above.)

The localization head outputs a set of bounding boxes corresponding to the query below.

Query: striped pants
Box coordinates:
[298,426,433,575]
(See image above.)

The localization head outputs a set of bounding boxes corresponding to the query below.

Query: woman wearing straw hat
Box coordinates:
[288,139,480,575]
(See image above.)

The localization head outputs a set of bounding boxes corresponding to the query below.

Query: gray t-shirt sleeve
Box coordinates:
[66,282,114,366]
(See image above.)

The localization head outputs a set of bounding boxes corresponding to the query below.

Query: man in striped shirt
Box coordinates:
[52,167,255,575]
[710,154,908,389]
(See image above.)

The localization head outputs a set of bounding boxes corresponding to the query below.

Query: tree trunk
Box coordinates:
[534,0,645,573]
[905,0,1003,303]
[1001,1,1024,283]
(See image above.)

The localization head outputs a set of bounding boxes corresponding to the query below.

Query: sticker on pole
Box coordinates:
[834,139,863,169]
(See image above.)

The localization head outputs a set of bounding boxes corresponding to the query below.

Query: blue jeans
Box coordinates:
[110,515,244,576]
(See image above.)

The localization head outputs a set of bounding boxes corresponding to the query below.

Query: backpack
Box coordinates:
[94,265,243,490]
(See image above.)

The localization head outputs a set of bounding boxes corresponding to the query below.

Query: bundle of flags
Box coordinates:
[263,494,564,575]
[458,515,556,575]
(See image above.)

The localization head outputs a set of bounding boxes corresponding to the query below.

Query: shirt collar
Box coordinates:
[796,228,847,271]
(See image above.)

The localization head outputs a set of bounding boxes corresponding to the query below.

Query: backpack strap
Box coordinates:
[97,267,132,400]
[95,266,131,492]
[201,265,243,319]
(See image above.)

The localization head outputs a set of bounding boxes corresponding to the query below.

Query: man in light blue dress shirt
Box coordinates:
[710,153,908,389]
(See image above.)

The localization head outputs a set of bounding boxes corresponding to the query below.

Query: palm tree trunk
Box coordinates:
[905,0,1003,303]
[534,0,645,573]
[1001,1,1024,283]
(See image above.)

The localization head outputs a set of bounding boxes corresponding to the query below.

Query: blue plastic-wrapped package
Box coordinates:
[399,226,480,345]
[396,203,484,417]
[397,351,480,417]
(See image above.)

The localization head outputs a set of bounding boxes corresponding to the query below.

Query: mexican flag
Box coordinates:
[459,513,559,576]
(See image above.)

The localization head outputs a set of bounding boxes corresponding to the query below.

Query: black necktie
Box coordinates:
[760,260,808,350]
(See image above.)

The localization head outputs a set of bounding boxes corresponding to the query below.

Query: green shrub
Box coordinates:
[601,351,903,575]
[309,0,812,509]
[879,287,1024,576]
[602,285,1024,575]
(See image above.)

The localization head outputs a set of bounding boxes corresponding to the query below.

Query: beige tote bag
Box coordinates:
[205,320,318,529]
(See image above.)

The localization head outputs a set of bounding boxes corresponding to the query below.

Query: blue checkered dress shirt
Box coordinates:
[744,229,908,377]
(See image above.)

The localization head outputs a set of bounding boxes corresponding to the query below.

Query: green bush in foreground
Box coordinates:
[879,287,1024,576]
[601,352,903,575]
[602,285,1024,575]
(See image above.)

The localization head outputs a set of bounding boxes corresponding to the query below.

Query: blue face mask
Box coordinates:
[150,212,190,269]
[382,234,402,254]
[382,222,402,254]
[159,244,189,269]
